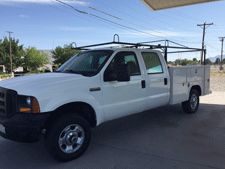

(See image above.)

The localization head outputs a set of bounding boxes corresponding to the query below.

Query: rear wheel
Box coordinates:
[182,89,199,114]
[44,113,91,162]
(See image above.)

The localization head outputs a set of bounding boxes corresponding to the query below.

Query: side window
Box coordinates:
[99,55,107,65]
[107,51,141,76]
[141,52,163,74]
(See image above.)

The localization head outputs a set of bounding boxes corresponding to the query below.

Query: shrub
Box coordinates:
[45,69,51,73]
[24,70,42,75]
[0,72,6,75]
[1,75,12,79]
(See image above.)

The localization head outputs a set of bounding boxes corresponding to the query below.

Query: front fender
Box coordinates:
[39,91,104,126]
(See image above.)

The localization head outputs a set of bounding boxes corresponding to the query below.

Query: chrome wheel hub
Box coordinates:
[65,132,78,145]
[58,124,85,154]
[190,94,198,110]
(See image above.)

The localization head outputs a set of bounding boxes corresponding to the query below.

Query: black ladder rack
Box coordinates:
[71,34,206,65]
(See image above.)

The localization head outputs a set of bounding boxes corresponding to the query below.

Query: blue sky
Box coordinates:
[0,0,225,61]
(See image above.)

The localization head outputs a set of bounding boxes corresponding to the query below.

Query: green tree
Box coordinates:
[0,37,24,72]
[181,59,188,66]
[23,47,48,70]
[193,58,197,62]
[205,59,212,65]
[215,58,221,65]
[52,44,81,65]
[223,58,225,64]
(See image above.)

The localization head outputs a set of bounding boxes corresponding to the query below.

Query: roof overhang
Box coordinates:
[140,0,220,11]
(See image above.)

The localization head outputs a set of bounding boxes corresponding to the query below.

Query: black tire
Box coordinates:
[44,113,91,162]
[182,89,199,114]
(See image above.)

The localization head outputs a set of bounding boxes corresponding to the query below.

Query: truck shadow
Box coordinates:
[0,103,224,168]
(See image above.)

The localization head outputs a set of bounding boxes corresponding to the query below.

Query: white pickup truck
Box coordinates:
[0,42,210,161]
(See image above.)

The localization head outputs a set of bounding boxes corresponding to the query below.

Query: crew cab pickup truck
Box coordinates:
[0,45,210,161]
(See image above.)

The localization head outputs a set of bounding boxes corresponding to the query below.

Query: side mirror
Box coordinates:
[104,69,117,82]
[104,63,130,82]
[116,63,130,82]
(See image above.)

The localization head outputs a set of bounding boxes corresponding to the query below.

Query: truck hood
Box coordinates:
[0,73,85,95]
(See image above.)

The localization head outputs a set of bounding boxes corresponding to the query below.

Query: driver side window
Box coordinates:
[104,51,140,81]
[107,51,140,75]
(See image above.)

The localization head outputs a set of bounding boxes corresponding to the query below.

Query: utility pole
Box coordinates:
[6,31,13,75]
[197,22,213,64]
[219,37,225,70]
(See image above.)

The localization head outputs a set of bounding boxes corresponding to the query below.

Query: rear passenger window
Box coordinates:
[141,52,163,74]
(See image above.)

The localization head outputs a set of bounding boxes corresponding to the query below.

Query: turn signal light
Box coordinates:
[32,97,40,113]
[19,108,31,113]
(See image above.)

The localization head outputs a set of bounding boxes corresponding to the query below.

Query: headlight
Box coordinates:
[17,95,40,113]
[26,97,31,105]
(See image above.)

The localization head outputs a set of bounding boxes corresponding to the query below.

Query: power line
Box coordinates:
[204,42,220,50]
[43,0,176,48]
[38,0,135,46]
[170,9,204,22]
[54,0,201,47]
[54,0,174,39]
[39,0,122,32]
[112,0,197,33]
[215,24,225,36]
[73,0,185,39]
[208,27,221,37]
[202,25,225,38]
[49,0,174,43]
[125,0,198,24]
[54,0,160,38]
[93,0,179,34]
[53,1,124,31]
[93,0,200,41]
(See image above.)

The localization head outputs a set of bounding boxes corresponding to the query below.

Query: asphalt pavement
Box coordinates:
[0,92,225,169]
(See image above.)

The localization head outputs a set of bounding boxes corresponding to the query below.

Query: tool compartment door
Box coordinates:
[169,67,188,105]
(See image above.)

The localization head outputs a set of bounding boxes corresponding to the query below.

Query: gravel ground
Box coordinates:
[210,76,225,91]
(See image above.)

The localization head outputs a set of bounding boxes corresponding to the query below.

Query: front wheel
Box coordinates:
[182,89,199,114]
[44,114,91,162]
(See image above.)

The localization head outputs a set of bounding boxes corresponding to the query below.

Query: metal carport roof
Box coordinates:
[140,0,220,11]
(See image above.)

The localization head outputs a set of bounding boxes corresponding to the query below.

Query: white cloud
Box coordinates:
[167,27,174,30]
[59,26,92,31]
[19,14,29,18]
[2,0,68,3]
[120,30,200,38]
[0,0,88,6]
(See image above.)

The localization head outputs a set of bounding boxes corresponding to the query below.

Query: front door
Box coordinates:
[102,51,146,121]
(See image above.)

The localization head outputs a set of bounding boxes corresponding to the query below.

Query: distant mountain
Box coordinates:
[208,55,225,62]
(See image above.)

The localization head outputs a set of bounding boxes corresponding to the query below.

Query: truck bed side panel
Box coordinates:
[169,65,211,105]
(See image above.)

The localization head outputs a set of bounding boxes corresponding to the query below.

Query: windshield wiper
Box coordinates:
[64,69,85,75]
[64,69,95,77]
[64,69,76,73]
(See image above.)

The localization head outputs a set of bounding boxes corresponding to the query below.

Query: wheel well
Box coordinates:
[44,102,97,130]
[191,85,201,96]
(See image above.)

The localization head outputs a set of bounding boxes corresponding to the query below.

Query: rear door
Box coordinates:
[101,50,146,121]
[139,51,170,110]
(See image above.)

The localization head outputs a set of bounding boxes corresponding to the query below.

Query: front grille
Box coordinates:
[0,87,17,118]
[0,90,7,117]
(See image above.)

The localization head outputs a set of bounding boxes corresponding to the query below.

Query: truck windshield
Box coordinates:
[56,50,113,76]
